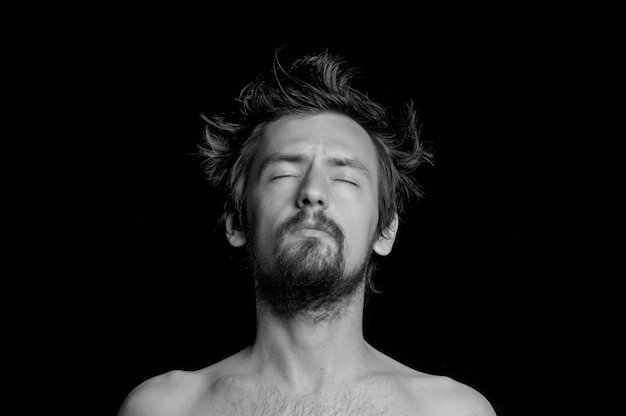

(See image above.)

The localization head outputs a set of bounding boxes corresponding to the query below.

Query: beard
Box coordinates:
[249,210,373,323]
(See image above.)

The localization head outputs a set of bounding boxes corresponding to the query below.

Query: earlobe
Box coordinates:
[225,213,247,247]
[373,212,399,256]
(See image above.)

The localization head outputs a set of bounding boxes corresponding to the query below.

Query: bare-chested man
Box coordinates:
[118,50,497,416]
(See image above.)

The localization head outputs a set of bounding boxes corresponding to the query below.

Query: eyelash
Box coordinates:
[335,178,358,186]
[272,174,298,180]
[271,176,358,187]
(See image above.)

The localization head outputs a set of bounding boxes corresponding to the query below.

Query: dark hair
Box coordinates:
[200,50,432,240]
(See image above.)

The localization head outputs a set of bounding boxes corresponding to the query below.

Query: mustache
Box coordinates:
[276,210,345,244]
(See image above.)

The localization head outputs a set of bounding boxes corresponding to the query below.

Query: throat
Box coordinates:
[252,300,369,393]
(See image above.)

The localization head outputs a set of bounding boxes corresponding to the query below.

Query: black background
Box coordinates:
[29,6,619,416]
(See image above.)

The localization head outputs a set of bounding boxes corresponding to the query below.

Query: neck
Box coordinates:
[249,288,371,394]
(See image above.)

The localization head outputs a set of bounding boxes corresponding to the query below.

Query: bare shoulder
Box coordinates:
[407,373,496,416]
[370,351,496,416]
[392,370,496,416]
[117,370,207,416]
[117,349,250,416]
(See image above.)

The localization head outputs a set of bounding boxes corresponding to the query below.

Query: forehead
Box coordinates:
[253,112,378,173]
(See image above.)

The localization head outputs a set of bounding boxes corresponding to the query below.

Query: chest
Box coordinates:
[203,384,404,416]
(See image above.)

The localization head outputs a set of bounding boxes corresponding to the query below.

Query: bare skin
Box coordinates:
[118,288,496,416]
[118,114,496,415]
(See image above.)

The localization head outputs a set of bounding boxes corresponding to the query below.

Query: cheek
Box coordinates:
[247,192,288,252]
[340,203,379,257]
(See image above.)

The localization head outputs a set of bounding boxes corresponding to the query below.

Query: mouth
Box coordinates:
[288,222,336,240]
[294,222,332,233]
[293,228,331,238]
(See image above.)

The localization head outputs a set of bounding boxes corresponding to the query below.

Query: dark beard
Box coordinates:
[249,210,373,323]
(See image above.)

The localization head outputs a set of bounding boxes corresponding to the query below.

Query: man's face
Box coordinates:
[243,112,381,318]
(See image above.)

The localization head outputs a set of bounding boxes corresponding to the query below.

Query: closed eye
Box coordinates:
[334,178,359,187]
[271,174,299,180]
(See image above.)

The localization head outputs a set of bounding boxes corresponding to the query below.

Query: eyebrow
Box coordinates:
[258,153,370,178]
[258,153,306,176]
[326,156,371,178]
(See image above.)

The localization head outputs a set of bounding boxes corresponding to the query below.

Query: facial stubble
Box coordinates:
[249,210,374,323]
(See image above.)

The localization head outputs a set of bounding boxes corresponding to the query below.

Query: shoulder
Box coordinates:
[404,373,497,416]
[117,349,252,416]
[367,349,496,415]
[117,370,207,416]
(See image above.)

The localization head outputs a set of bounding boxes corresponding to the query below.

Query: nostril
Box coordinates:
[298,195,327,209]
[301,197,322,206]
[297,174,328,208]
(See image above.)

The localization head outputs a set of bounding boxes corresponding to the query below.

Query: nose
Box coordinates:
[296,167,328,209]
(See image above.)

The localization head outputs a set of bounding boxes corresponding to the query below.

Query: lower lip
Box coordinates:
[293,228,330,238]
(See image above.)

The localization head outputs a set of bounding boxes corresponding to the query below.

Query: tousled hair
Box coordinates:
[200,49,432,246]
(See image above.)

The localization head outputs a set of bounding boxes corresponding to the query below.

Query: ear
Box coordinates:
[373,212,399,256]
[225,212,247,247]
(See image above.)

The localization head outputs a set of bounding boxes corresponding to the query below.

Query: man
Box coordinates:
[119,50,497,415]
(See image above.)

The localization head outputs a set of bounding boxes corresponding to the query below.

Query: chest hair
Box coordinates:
[213,383,397,416]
